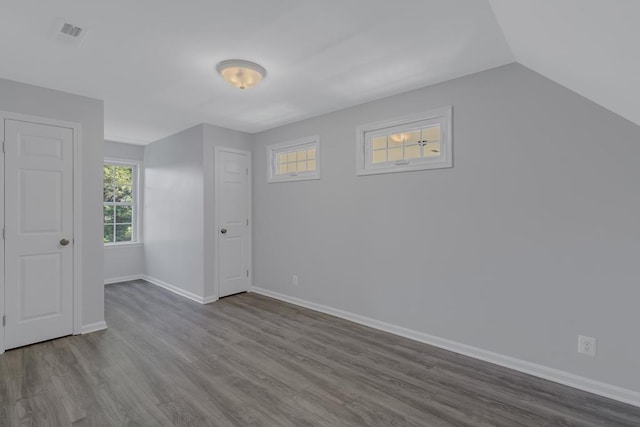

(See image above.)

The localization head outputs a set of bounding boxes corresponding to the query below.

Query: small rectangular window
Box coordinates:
[103,161,139,244]
[356,107,452,175]
[268,136,320,183]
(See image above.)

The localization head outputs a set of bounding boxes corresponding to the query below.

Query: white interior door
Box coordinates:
[216,148,251,298]
[4,119,74,350]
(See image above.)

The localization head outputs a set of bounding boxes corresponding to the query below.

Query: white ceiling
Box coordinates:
[0,0,513,144]
[0,1,635,145]
[489,0,640,127]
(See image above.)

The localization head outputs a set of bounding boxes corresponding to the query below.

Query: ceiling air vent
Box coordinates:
[60,23,83,38]
[51,18,88,46]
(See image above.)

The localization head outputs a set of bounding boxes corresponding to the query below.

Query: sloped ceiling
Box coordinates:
[490,0,640,127]
[0,1,635,144]
[0,0,513,144]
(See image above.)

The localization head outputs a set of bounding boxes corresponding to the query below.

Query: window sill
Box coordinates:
[268,174,320,183]
[356,160,452,176]
[104,242,143,249]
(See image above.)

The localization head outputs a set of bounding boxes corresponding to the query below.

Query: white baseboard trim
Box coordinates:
[251,287,640,408]
[81,321,108,334]
[202,295,218,304]
[104,274,144,285]
[142,275,217,305]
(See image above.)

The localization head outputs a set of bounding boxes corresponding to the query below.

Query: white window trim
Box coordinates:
[267,135,321,183]
[104,157,142,246]
[104,242,143,249]
[356,106,453,176]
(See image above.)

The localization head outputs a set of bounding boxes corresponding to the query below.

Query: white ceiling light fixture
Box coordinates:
[216,59,267,90]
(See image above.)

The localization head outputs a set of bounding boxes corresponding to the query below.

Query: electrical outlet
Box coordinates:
[292,275,299,286]
[578,335,597,357]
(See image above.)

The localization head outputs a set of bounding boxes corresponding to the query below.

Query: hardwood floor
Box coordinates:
[1,281,639,426]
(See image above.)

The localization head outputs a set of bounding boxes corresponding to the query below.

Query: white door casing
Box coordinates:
[216,147,251,298]
[3,118,76,350]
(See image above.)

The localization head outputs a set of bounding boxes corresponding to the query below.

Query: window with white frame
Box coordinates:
[103,160,139,244]
[267,136,320,183]
[356,106,452,175]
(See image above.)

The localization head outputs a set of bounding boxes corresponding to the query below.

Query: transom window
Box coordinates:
[103,162,138,244]
[268,136,320,183]
[357,107,452,175]
[371,125,441,164]
[277,146,317,175]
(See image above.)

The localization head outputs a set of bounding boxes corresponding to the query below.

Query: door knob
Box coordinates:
[60,238,70,246]
[220,228,227,234]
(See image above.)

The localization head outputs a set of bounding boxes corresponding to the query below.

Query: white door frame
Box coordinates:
[214,146,252,299]
[0,111,83,354]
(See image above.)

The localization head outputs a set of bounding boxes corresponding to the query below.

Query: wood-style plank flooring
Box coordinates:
[1,280,640,426]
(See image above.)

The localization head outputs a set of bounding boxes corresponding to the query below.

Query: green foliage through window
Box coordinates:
[104,164,135,243]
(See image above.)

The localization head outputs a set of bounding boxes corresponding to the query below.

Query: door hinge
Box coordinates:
[2,315,5,327]
[246,270,249,277]
[246,168,249,175]
[246,218,249,226]
[2,142,4,153]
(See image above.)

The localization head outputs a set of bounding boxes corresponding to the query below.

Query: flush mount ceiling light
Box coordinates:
[216,59,267,90]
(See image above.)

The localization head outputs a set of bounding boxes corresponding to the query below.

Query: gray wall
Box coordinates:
[104,140,144,161]
[0,77,104,328]
[202,124,252,298]
[251,63,640,393]
[104,244,143,283]
[143,125,204,296]
[142,124,251,299]
[104,140,145,283]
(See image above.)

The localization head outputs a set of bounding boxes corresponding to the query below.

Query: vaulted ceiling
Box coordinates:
[0,1,635,144]
[490,0,640,128]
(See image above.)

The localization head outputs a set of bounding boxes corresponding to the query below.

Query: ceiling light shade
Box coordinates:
[216,59,267,90]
